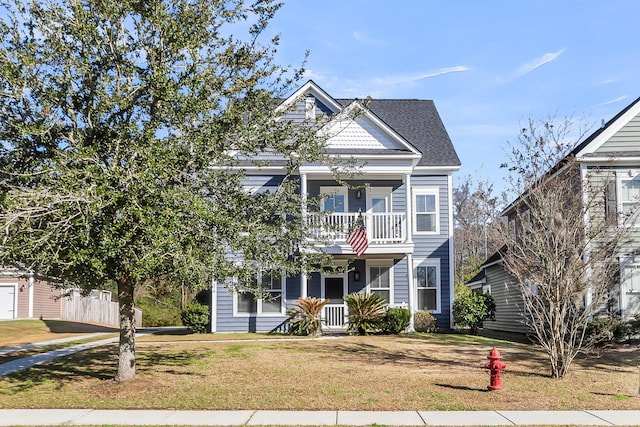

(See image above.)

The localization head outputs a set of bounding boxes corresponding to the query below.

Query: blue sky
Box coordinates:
[269,0,640,191]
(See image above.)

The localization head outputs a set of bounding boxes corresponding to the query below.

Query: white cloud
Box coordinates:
[301,66,471,98]
[598,96,628,106]
[372,67,471,87]
[515,49,565,78]
[352,31,385,46]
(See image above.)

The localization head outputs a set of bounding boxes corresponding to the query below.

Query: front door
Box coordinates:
[322,276,347,328]
[324,277,344,304]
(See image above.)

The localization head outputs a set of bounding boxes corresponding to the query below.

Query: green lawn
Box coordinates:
[0,332,638,411]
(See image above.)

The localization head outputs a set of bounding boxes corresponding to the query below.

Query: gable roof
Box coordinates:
[573,96,640,158]
[337,98,461,167]
[502,96,640,216]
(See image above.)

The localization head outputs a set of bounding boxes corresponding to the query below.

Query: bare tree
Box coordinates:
[453,176,505,287]
[499,118,631,378]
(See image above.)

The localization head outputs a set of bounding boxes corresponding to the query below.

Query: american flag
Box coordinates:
[347,213,368,257]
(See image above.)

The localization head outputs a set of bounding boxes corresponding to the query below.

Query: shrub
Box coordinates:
[136,298,181,327]
[345,292,386,335]
[286,297,330,336]
[180,302,210,334]
[586,315,631,343]
[414,310,438,333]
[453,291,496,334]
[628,313,640,337]
[383,307,411,334]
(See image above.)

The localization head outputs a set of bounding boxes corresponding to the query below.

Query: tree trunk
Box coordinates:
[114,274,136,382]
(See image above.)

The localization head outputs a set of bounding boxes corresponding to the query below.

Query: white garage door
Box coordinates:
[0,285,16,320]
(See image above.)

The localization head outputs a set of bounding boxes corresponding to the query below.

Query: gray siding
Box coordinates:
[243,175,285,188]
[411,175,452,328]
[483,264,527,334]
[393,258,409,305]
[595,113,640,153]
[215,285,289,333]
[307,179,403,213]
[348,259,367,294]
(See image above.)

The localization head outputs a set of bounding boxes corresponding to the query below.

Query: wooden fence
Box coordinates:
[62,297,143,327]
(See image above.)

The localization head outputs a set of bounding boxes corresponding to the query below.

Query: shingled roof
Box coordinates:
[337,99,460,167]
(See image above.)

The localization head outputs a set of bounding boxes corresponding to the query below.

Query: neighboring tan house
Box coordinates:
[469,97,640,334]
[211,80,461,332]
[0,266,62,320]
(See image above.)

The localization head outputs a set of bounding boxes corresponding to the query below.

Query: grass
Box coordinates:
[0,319,118,347]
[0,332,638,411]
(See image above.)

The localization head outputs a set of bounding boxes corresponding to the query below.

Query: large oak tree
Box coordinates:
[0,0,331,382]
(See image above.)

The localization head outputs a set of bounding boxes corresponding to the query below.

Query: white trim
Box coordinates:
[413,166,461,173]
[406,254,415,331]
[404,174,413,244]
[414,258,441,314]
[210,278,218,333]
[579,156,640,164]
[366,259,394,305]
[320,101,423,157]
[576,99,640,156]
[300,163,417,177]
[320,271,348,302]
[320,186,348,213]
[413,188,440,235]
[366,187,392,214]
[276,80,343,115]
[619,257,640,317]
[448,174,455,328]
[0,283,18,320]
[28,273,34,318]
[232,272,287,317]
[616,169,640,227]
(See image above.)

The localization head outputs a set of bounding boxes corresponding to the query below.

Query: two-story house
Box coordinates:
[468,96,640,334]
[210,80,461,332]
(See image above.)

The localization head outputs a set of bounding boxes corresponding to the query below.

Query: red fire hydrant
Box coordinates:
[484,347,506,390]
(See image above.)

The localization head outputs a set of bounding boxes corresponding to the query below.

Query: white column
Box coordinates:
[300,172,308,218]
[448,173,455,329]
[407,253,415,331]
[300,172,308,298]
[28,272,34,318]
[404,174,413,243]
[210,277,217,333]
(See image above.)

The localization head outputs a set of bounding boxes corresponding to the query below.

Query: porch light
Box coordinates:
[356,189,362,199]
[354,271,361,281]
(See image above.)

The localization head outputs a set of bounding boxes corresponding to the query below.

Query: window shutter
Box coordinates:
[605,180,617,223]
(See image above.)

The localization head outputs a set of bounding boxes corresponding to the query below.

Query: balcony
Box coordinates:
[307,212,413,254]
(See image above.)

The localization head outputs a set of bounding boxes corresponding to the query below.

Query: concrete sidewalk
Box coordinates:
[0,328,178,377]
[0,409,637,426]
[0,333,113,355]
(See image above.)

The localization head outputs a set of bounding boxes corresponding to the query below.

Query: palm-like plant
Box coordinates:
[286,297,330,336]
[345,292,387,335]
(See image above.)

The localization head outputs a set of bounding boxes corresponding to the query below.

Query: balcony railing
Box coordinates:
[307,212,406,244]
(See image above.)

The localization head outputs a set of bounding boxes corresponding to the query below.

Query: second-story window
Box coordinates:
[320,186,348,212]
[414,190,438,233]
[620,177,640,224]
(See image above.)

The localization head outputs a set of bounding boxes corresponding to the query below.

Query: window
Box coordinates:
[261,271,283,313]
[235,270,284,315]
[369,263,392,303]
[415,260,439,312]
[620,177,640,224]
[622,263,640,315]
[320,186,347,213]
[414,191,438,233]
